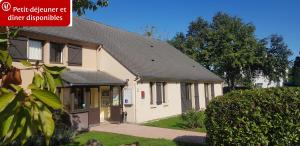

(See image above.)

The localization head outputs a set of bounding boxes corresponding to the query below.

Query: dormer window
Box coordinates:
[50,42,64,63]
[28,39,43,60]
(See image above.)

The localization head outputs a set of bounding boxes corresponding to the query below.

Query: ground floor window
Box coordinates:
[90,88,99,108]
[72,88,87,111]
[211,83,215,98]
[150,83,154,105]
[112,86,121,106]
[185,83,192,100]
[150,82,167,105]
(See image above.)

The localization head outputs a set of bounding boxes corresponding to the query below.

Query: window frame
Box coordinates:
[185,83,192,100]
[27,39,44,61]
[50,42,64,64]
[72,87,88,112]
[68,44,82,66]
[156,82,163,105]
[150,82,167,105]
[150,82,154,105]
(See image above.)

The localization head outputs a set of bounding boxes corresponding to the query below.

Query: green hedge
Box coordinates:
[205,87,300,145]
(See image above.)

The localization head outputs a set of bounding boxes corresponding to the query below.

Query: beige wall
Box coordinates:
[98,48,137,123]
[82,47,97,69]
[135,82,182,123]
[11,33,224,124]
[12,37,99,88]
[198,83,223,110]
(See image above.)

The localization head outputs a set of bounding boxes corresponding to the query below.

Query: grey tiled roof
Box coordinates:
[23,17,223,82]
[61,70,125,86]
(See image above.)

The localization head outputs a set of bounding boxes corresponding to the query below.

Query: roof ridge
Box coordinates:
[74,16,165,43]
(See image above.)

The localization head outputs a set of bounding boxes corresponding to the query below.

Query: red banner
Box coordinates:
[0,0,71,26]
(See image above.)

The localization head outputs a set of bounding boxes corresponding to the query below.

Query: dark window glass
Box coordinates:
[72,88,86,110]
[156,83,163,105]
[162,83,167,103]
[185,83,192,100]
[50,42,64,63]
[150,82,154,105]
[211,83,215,98]
[204,83,209,106]
[68,45,82,66]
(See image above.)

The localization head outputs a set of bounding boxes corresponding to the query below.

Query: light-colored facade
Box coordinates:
[253,74,284,88]
[5,18,223,130]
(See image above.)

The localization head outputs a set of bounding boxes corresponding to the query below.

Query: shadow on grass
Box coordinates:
[174,135,207,146]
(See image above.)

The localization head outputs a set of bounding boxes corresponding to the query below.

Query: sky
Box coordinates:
[82,0,300,60]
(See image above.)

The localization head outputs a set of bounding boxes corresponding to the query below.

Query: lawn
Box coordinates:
[68,131,204,146]
[143,115,206,133]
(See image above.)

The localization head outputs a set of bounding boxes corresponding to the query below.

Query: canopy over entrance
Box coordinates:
[61,70,126,87]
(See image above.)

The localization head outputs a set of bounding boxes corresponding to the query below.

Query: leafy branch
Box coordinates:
[0,27,65,146]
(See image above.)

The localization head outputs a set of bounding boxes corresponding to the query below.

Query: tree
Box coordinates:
[0,1,109,145]
[144,25,156,38]
[170,12,265,89]
[262,35,292,83]
[143,25,163,40]
[291,55,300,85]
[0,27,65,146]
[170,12,293,89]
[73,0,108,16]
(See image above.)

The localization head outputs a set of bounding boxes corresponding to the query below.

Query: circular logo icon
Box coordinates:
[2,2,11,12]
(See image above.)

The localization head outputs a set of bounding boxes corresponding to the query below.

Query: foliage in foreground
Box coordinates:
[8,110,76,146]
[291,55,300,86]
[205,87,300,145]
[0,27,65,145]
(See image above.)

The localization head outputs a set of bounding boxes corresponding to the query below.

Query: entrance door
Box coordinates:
[110,86,122,122]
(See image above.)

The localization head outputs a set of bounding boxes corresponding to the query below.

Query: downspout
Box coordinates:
[96,45,102,71]
[134,75,141,123]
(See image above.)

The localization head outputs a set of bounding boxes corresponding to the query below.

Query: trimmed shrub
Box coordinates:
[205,87,300,145]
[182,110,205,129]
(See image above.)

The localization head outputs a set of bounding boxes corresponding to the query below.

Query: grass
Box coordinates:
[143,115,206,133]
[68,131,204,146]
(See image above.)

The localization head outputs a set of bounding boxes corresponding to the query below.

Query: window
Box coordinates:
[211,83,215,98]
[185,83,192,100]
[204,83,209,106]
[156,83,164,105]
[28,39,43,60]
[163,83,167,103]
[112,86,121,106]
[90,88,99,108]
[150,82,154,105]
[72,88,86,111]
[150,82,167,105]
[255,83,263,88]
[50,42,64,63]
[68,45,82,66]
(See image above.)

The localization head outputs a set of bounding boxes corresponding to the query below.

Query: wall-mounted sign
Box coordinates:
[141,91,145,99]
[123,87,133,105]
[0,0,71,26]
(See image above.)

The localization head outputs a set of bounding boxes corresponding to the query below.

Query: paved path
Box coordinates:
[90,123,206,144]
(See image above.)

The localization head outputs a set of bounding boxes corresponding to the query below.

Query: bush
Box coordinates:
[205,87,300,145]
[181,110,205,129]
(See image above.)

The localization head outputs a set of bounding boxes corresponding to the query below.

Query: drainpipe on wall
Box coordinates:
[134,75,141,123]
[96,45,102,71]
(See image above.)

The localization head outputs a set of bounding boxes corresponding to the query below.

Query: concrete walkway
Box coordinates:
[90,123,206,144]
